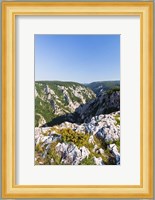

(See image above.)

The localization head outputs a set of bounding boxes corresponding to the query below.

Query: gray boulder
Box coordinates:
[93,157,104,165]
[108,144,120,165]
[55,143,90,165]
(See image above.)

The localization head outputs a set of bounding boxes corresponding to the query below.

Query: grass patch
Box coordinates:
[80,155,95,165]
[114,114,120,125]
[35,143,43,153]
[114,139,120,152]
[43,142,61,165]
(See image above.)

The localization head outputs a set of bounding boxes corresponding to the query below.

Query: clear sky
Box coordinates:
[35,34,120,83]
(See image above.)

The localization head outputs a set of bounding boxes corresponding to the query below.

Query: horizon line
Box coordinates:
[35,80,120,84]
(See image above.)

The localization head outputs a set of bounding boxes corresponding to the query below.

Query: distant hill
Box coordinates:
[86,81,120,96]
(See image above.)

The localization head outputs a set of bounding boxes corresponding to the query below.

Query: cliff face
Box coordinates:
[35,81,95,127]
[75,90,120,123]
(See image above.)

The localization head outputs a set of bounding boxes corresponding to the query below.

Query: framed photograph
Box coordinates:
[2,1,153,198]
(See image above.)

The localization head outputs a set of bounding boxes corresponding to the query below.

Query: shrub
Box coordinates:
[58,128,90,148]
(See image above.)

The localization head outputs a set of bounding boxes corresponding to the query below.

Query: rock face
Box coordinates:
[108,144,120,165]
[55,143,90,165]
[75,91,120,123]
[35,81,95,127]
[93,157,104,165]
[35,127,62,145]
[44,89,120,127]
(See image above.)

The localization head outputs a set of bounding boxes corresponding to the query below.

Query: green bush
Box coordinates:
[58,128,90,148]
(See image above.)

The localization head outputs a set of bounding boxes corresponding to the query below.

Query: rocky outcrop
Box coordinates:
[55,143,90,165]
[35,112,120,165]
[52,112,120,143]
[93,157,104,165]
[108,144,120,165]
[35,127,62,145]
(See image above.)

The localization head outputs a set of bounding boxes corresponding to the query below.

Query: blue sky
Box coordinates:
[35,35,120,83]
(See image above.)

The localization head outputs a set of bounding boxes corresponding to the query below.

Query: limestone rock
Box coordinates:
[55,143,90,165]
[93,157,104,165]
[108,144,120,165]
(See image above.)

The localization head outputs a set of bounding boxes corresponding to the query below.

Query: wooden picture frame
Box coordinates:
[2,2,153,198]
